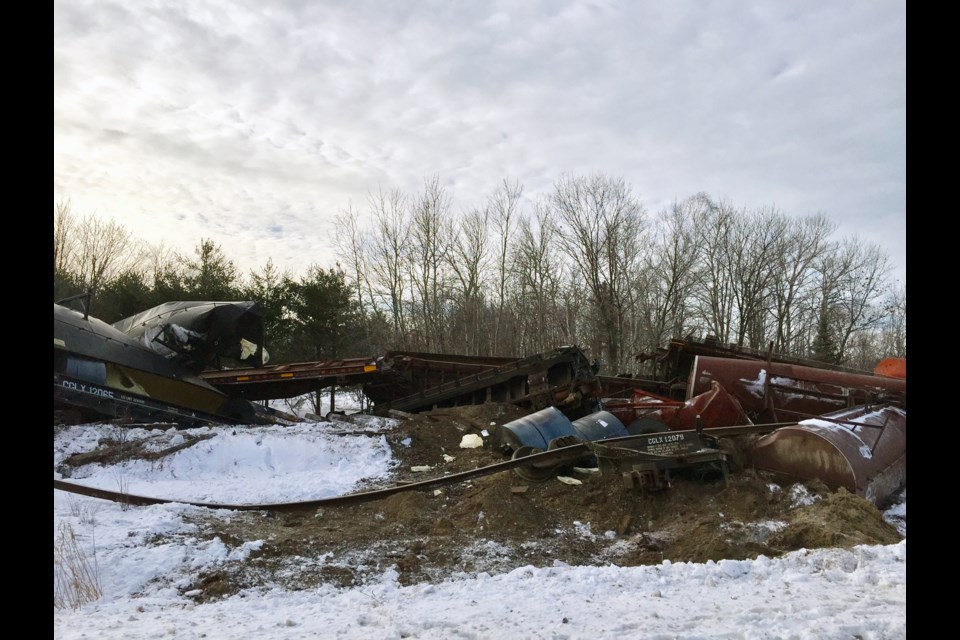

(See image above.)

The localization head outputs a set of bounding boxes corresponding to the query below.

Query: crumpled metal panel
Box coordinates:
[113,301,267,372]
[604,381,751,432]
[749,404,906,505]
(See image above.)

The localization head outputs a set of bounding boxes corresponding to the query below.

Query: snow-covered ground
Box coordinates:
[54,418,906,639]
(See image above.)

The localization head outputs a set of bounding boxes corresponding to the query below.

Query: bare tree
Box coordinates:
[690,197,737,344]
[642,195,707,350]
[769,213,836,355]
[512,200,565,354]
[728,207,785,348]
[488,178,522,355]
[54,203,147,297]
[877,282,907,358]
[334,203,376,316]
[367,187,411,344]
[54,199,76,277]
[77,216,144,293]
[810,236,891,364]
[551,173,646,372]
[446,207,490,354]
[829,238,892,362]
[407,176,453,351]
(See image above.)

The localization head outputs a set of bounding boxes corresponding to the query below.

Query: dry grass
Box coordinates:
[54,520,102,610]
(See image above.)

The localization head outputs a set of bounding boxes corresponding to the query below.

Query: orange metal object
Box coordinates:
[874,357,906,379]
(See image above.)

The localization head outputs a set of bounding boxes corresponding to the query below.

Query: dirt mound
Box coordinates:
[772,487,903,549]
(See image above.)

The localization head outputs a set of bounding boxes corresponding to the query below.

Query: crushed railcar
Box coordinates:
[54,302,276,426]
[111,300,269,372]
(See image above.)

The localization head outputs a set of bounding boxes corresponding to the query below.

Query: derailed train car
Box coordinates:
[687,356,906,422]
[683,355,906,504]
[54,302,275,426]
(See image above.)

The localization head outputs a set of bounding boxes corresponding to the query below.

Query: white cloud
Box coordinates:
[54,0,906,280]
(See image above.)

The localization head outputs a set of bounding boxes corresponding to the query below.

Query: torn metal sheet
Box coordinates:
[112,301,268,373]
[749,403,906,505]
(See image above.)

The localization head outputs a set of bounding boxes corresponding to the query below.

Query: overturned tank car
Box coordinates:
[749,403,906,506]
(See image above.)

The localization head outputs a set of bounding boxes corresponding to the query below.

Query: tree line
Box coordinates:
[53,173,906,375]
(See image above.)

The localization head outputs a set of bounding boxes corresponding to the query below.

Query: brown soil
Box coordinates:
[74,403,906,602]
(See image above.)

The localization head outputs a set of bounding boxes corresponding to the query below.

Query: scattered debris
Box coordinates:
[53,299,907,599]
[459,434,484,449]
[788,484,822,508]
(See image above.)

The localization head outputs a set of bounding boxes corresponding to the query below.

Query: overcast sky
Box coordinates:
[54,0,906,285]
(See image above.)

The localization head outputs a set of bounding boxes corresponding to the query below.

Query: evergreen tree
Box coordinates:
[243,259,297,363]
[289,265,360,361]
[180,239,239,300]
[94,270,156,323]
[809,309,839,364]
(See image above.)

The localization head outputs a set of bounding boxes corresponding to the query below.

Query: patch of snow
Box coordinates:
[739,369,767,398]
[58,423,396,504]
[789,484,821,508]
[883,489,907,537]
[720,520,788,544]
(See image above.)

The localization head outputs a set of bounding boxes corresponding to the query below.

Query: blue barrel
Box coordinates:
[499,406,577,451]
[571,411,629,441]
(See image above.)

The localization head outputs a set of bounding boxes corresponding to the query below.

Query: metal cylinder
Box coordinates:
[571,411,629,441]
[499,406,577,451]
[749,403,906,505]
